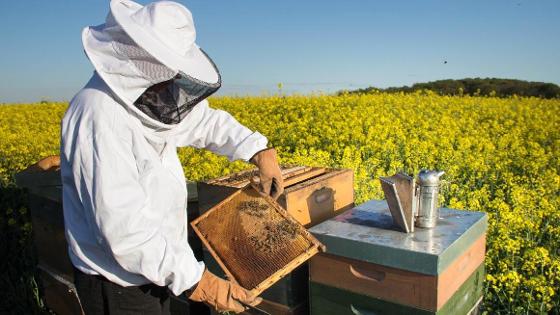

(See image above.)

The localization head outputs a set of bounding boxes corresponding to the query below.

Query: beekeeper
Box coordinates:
[60,0,284,314]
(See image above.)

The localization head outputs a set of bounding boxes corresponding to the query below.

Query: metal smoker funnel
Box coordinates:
[379,173,417,233]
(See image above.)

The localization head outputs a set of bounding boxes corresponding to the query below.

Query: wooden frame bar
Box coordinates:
[191,186,325,296]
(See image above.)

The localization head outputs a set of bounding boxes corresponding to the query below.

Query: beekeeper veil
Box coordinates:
[114,30,221,125]
[82,0,221,126]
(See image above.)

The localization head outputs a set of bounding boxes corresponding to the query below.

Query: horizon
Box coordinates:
[2,76,558,105]
[1,0,559,103]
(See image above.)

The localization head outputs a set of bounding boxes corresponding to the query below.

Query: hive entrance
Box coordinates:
[191,186,324,293]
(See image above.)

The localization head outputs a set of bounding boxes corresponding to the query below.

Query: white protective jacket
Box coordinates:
[60,70,267,295]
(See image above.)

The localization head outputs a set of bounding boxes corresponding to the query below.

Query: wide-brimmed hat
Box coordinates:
[81,0,220,128]
[110,0,218,84]
[82,0,218,99]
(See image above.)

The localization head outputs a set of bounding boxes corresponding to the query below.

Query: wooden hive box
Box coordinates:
[308,200,488,314]
[309,264,484,315]
[15,169,83,315]
[197,166,354,311]
[15,168,204,315]
[198,166,355,227]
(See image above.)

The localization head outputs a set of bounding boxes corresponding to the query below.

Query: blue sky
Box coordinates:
[1,0,559,103]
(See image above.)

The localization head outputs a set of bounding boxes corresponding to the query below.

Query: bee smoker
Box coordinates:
[416,170,445,228]
[380,170,445,232]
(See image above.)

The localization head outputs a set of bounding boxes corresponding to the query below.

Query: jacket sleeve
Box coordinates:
[76,128,204,296]
[173,100,268,161]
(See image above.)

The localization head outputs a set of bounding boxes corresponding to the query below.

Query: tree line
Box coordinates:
[344,78,560,99]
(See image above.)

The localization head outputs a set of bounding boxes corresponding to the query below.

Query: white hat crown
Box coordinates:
[84,0,219,106]
[129,1,196,56]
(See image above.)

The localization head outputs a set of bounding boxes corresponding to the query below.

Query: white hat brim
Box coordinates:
[110,0,219,84]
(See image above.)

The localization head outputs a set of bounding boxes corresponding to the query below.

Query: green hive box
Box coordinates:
[308,200,487,314]
[310,264,484,315]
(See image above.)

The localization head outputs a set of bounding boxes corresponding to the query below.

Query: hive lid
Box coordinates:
[309,200,487,275]
[15,169,198,202]
[191,185,325,295]
[15,169,62,188]
[14,169,63,202]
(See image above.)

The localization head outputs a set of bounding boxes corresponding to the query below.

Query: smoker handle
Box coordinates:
[349,265,386,282]
[350,304,380,315]
[314,187,333,204]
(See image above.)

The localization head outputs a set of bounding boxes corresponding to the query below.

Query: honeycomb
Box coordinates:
[192,187,323,292]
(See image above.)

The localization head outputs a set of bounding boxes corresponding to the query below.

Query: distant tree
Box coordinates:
[342,78,560,99]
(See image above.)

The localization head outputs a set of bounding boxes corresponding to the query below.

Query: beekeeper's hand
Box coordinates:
[187,269,262,313]
[250,148,284,199]
[29,155,61,172]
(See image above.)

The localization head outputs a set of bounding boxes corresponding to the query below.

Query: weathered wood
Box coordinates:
[281,166,313,182]
[282,167,327,187]
[309,234,485,311]
[280,168,354,227]
[310,263,485,315]
[206,166,309,188]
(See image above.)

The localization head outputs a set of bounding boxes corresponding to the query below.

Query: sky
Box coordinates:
[0,0,559,103]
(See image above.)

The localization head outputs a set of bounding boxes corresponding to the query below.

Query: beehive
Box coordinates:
[309,200,487,314]
[198,166,354,227]
[191,186,325,294]
[310,265,484,315]
[15,167,206,315]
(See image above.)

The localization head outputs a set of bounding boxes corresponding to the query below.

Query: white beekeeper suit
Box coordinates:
[60,0,268,299]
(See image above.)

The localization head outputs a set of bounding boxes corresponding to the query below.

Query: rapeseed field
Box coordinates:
[1,91,559,314]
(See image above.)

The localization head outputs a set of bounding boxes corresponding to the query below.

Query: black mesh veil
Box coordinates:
[111,26,221,125]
